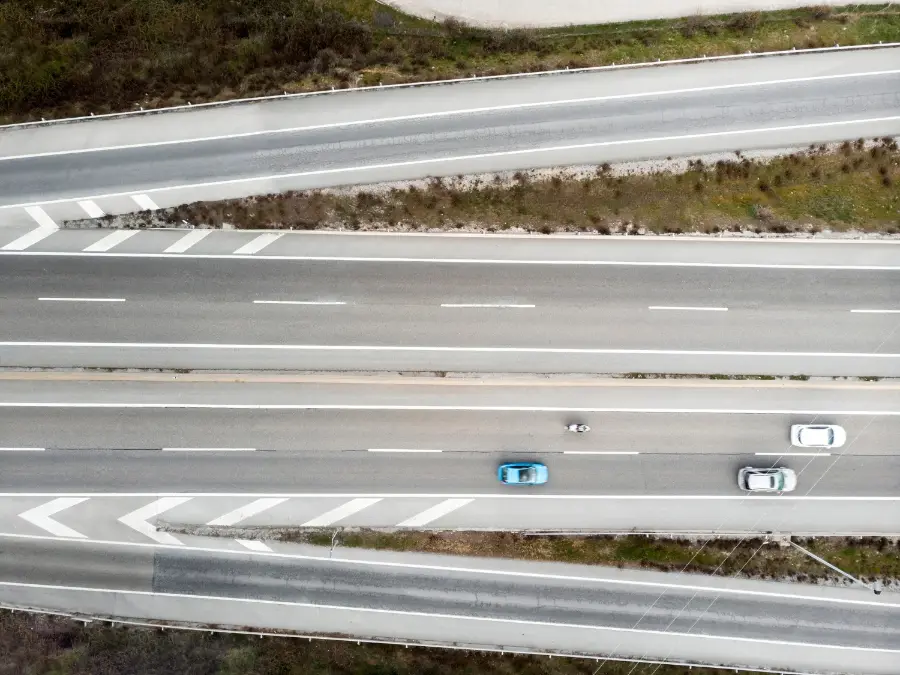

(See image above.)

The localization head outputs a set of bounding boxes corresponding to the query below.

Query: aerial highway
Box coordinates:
[0,48,898,228]
[1,373,899,534]
[1,235,900,375]
[1,539,898,674]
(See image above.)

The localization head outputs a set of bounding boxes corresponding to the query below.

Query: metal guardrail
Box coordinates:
[2,41,898,130]
[0,600,808,675]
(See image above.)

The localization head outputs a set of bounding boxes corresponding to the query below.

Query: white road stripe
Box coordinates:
[164,229,211,253]
[18,498,88,538]
[1,402,898,415]
[0,447,45,452]
[207,498,288,527]
[82,230,139,252]
[253,300,346,306]
[117,497,192,545]
[563,451,640,455]
[441,303,535,309]
[2,69,897,162]
[755,452,832,457]
[2,250,900,272]
[162,447,255,452]
[368,448,444,453]
[234,233,283,255]
[397,498,474,527]
[236,539,273,552]
[77,200,104,218]
[851,309,900,314]
[648,306,728,312]
[38,297,126,302]
[131,194,159,211]
[4,492,900,501]
[4,342,899,360]
[3,115,899,215]
[1,227,58,251]
[302,498,381,527]
[23,205,58,229]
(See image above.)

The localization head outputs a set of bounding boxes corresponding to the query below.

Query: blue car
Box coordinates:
[498,462,548,485]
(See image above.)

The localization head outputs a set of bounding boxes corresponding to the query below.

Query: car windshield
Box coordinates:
[519,468,535,481]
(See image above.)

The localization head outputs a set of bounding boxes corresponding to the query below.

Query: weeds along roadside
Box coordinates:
[2,1,900,123]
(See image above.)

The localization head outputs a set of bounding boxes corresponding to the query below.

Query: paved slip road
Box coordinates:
[1,539,899,675]
[0,48,898,226]
[2,238,900,375]
[382,0,868,27]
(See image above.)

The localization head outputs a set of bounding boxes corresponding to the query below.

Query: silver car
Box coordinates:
[738,467,797,493]
[790,424,846,448]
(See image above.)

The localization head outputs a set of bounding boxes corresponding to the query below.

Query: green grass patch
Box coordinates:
[139,139,900,234]
[0,610,764,675]
[2,1,899,123]
[269,529,900,584]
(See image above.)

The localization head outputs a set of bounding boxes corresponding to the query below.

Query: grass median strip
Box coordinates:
[168,526,900,588]
[3,2,900,123]
[110,138,900,236]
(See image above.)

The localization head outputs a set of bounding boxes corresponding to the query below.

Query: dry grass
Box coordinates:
[136,139,900,235]
[2,2,899,123]
[263,530,900,585]
[1,609,750,675]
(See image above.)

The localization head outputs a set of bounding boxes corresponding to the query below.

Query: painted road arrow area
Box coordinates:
[17,498,88,538]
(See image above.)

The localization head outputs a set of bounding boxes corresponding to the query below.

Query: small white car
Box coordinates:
[790,424,846,448]
[738,467,797,493]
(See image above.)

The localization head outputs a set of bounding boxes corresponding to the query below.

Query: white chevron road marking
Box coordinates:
[118,497,192,545]
[18,498,88,538]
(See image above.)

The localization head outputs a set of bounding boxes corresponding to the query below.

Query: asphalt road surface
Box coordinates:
[0,48,898,224]
[1,374,899,534]
[2,248,900,375]
[1,540,898,674]
[382,0,868,27]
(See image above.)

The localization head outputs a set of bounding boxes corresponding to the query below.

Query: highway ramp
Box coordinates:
[0,539,898,674]
[0,48,897,226]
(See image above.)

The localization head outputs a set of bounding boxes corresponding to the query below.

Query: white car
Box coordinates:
[790,424,846,448]
[738,467,797,493]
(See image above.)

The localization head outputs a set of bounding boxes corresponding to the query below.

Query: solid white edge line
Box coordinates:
[368,449,444,453]
[648,306,728,312]
[4,114,900,212]
[0,532,898,611]
[441,303,535,308]
[0,447,45,452]
[3,68,898,161]
[1,404,899,415]
[2,251,900,271]
[0,493,897,501]
[563,451,640,455]
[3,342,900,359]
[850,309,900,314]
[162,448,256,452]
[755,452,831,457]
[253,300,346,306]
[37,297,126,303]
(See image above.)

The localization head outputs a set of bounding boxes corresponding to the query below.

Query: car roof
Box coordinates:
[800,427,831,443]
